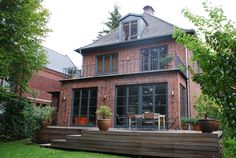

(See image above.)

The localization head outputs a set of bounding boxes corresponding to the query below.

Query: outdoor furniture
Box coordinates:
[127,113,165,130]
[128,113,136,127]
[143,112,155,127]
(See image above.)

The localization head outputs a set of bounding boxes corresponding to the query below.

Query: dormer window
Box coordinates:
[123,20,138,40]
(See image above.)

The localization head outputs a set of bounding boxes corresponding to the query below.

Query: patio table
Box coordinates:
[129,113,165,130]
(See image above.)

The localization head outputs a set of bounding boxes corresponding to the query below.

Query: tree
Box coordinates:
[0,0,49,97]
[97,4,121,39]
[173,1,236,137]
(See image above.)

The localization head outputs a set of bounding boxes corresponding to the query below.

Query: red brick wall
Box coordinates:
[58,71,187,129]
[25,68,64,104]
[82,40,187,77]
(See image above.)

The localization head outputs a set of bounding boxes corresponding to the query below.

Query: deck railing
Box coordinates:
[63,54,186,79]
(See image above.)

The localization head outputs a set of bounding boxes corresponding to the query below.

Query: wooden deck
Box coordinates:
[39,126,222,158]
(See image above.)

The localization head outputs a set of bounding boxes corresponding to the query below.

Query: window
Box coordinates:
[71,88,97,126]
[116,83,167,127]
[96,53,118,74]
[141,45,168,71]
[123,20,138,40]
[180,85,187,118]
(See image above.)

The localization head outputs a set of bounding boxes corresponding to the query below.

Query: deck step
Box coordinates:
[39,143,51,147]
[52,139,66,142]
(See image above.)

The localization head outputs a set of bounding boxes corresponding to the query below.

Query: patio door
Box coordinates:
[115,83,167,127]
[71,88,97,126]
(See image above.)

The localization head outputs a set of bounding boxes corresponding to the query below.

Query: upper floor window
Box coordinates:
[141,45,168,71]
[96,53,118,74]
[123,20,138,40]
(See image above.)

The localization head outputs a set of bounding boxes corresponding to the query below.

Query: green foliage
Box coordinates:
[0,140,126,158]
[189,117,199,125]
[0,0,49,96]
[193,94,220,119]
[0,91,55,141]
[97,4,121,39]
[223,138,236,158]
[173,1,236,137]
[96,105,112,119]
[180,117,190,124]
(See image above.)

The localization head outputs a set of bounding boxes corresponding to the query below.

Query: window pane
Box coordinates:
[112,54,118,72]
[180,85,186,117]
[117,87,126,96]
[117,97,126,106]
[123,22,129,40]
[131,21,137,39]
[97,56,103,73]
[150,48,158,70]
[104,55,110,73]
[129,86,138,96]
[141,49,149,71]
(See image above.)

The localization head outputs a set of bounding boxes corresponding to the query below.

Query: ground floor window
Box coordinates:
[71,88,97,126]
[116,83,167,126]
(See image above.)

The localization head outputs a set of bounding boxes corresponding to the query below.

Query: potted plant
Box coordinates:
[160,54,174,69]
[194,94,220,133]
[190,118,200,131]
[96,105,112,131]
[181,117,189,130]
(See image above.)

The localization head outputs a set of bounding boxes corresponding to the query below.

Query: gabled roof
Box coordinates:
[44,47,75,73]
[76,12,194,53]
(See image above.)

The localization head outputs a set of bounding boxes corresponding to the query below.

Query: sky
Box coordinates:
[42,0,236,66]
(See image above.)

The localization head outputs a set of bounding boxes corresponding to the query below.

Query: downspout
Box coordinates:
[185,48,191,130]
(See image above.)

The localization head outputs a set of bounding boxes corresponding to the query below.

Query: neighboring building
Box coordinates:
[57,6,200,129]
[26,47,75,106]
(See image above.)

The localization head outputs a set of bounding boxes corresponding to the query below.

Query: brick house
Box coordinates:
[57,6,200,129]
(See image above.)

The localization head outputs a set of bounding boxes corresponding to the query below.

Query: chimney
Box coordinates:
[143,5,155,15]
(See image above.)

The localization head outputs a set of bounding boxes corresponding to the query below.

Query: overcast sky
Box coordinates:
[42,0,235,66]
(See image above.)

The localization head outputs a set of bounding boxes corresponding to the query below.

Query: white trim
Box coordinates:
[27,97,52,103]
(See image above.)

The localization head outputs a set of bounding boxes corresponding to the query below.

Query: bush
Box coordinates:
[223,138,236,158]
[0,91,55,141]
[96,105,112,119]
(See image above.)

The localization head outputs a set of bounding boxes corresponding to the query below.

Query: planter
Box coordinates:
[97,119,111,131]
[214,120,220,131]
[181,123,188,130]
[198,119,216,133]
[193,124,201,131]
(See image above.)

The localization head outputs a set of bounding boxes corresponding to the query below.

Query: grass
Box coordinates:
[0,140,128,158]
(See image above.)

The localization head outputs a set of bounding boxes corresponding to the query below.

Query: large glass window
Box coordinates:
[96,53,118,74]
[180,85,187,118]
[123,20,138,41]
[71,88,97,126]
[116,83,167,126]
[141,45,168,71]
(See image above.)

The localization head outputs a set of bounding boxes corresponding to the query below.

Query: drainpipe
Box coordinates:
[185,48,191,130]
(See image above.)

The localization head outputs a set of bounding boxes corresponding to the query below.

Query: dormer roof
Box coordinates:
[76,11,194,54]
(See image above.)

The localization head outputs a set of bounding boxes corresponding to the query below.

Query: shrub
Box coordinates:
[96,105,112,119]
[223,138,236,158]
[193,94,220,119]
[180,117,190,124]
[0,91,55,141]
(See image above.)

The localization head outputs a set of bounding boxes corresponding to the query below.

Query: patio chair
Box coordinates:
[128,113,136,128]
[143,112,155,127]
[116,113,127,128]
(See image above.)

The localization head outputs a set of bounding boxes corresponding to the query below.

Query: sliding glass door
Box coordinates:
[115,83,167,126]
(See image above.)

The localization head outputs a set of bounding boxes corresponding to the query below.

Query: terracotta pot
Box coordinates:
[214,120,220,131]
[181,123,188,130]
[198,119,216,133]
[97,119,111,131]
[193,124,201,131]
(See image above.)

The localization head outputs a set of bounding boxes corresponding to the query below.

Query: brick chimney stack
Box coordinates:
[143,5,155,15]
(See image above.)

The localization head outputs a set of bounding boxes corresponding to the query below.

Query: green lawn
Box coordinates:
[0,140,128,158]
